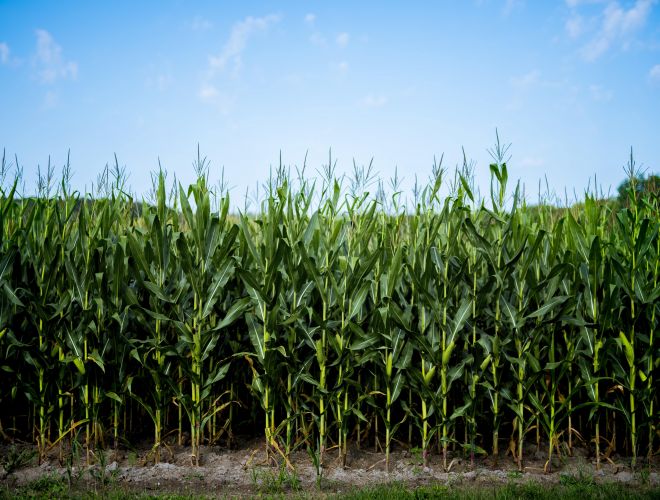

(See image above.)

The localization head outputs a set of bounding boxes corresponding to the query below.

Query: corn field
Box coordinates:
[0,146,658,474]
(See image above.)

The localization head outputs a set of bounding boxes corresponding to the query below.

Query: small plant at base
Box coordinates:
[16,475,67,498]
[635,466,650,486]
[249,464,301,495]
[184,470,204,481]
[64,438,84,489]
[408,446,423,466]
[127,450,138,467]
[507,470,523,480]
[308,444,323,488]
[279,464,301,492]
[559,469,595,487]
[1,445,36,474]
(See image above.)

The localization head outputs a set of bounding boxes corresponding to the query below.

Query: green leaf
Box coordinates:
[347,282,370,322]
[202,260,234,319]
[448,297,472,345]
[105,391,122,404]
[204,362,231,388]
[2,283,23,307]
[218,297,250,329]
[350,335,379,351]
[87,350,105,373]
[526,296,568,319]
[246,313,265,363]
[390,371,404,406]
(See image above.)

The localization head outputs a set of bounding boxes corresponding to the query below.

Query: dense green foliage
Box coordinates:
[0,149,658,473]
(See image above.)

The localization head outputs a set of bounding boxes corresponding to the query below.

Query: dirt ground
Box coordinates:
[1,439,658,497]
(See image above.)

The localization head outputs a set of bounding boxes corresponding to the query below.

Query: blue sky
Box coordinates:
[0,0,659,206]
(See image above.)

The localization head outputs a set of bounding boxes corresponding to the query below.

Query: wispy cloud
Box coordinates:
[589,84,613,101]
[336,32,350,48]
[0,42,9,64]
[208,14,280,74]
[650,64,660,82]
[332,61,349,74]
[199,82,219,101]
[503,0,525,16]
[189,15,213,32]
[200,14,279,107]
[34,29,77,83]
[361,94,387,108]
[510,69,540,88]
[146,73,173,91]
[565,0,607,7]
[305,13,326,46]
[197,82,236,114]
[519,156,545,169]
[574,0,656,61]
[508,70,573,111]
[310,32,327,46]
[565,13,584,38]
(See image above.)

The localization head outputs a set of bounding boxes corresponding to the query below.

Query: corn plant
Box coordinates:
[126,170,181,462]
[174,169,242,465]
[240,177,289,463]
[0,143,656,476]
[610,158,659,469]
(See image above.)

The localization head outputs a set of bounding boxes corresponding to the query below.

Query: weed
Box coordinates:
[249,464,302,495]
[635,466,650,485]
[1,474,67,499]
[0,446,36,474]
[507,470,523,480]
[407,446,426,468]
[127,451,138,467]
[559,469,595,487]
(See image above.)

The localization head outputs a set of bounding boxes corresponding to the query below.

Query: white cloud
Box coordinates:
[333,61,349,73]
[503,0,524,15]
[305,13,316,24]
[310,32,327,46]
[200,14,279,108]
[34,29,77,83]
[565,14,584,38]
[361,94,387,108]
[146,73,173,91]
[189,15,213,32]
[197,82,235,113]
[650,64,660,82]
[510,70,540,88]
[208,14,280,73]
[336,32,350,47]
[579,0,655,61]
[565,0,607,6]
[589,84,613,101]
[0,42,9,64]
[520,156,545,168]
[199,82,219,101]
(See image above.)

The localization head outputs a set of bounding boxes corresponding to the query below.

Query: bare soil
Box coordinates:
[1,439,658,497]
